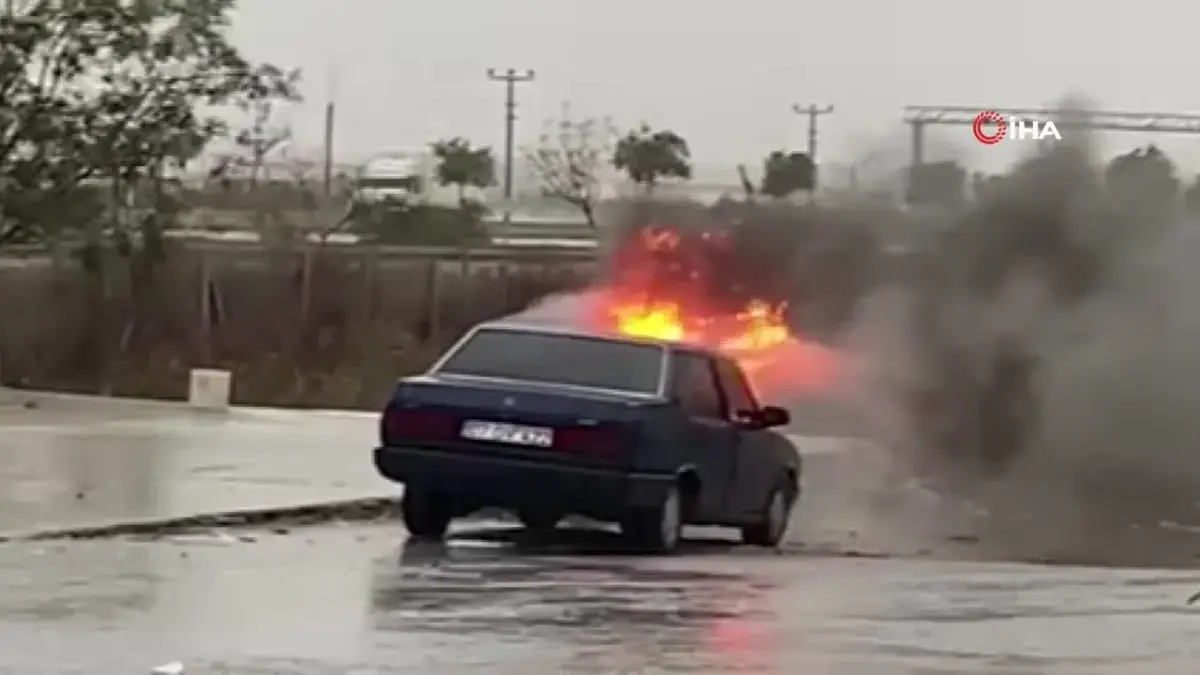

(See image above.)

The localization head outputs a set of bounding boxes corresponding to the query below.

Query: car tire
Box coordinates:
[402,487,451,540]
[741,479,794,547]
[621,485,683,553]
[518,510,562,532]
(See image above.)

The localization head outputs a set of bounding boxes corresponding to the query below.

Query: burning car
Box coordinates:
[590,224,842,400]
[373,322,802,552]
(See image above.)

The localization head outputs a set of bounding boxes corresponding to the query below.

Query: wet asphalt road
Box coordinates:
[2,523,1200,675]
[4,394,1200,673]
[0,395,383,535]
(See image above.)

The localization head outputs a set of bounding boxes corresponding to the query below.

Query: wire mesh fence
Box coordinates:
[0,242,595,407]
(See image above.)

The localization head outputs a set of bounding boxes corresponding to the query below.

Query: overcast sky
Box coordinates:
[230,0,1200,180]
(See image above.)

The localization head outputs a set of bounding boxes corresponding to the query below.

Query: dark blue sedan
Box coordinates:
[373,322,801,552]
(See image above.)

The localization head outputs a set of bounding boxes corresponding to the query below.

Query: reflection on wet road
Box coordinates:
[0,403,384,535]
[1,524,1199,674]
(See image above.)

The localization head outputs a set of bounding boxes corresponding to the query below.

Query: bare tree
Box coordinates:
[525,103,616,228]
[231,99,292,189]
[276,154,355,245]
[207,100,289,203]
[204,100,303,240]
[737,164,757,199]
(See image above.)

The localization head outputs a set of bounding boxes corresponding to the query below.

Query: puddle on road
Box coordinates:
[0,525,1198,673]
[0,407,383,537]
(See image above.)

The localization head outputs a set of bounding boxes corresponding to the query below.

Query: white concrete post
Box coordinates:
[187,368,231,411]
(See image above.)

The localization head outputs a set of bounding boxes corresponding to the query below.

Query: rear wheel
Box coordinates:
[402,487,451,540]
[742,480,794,547]
[621,485,683,553]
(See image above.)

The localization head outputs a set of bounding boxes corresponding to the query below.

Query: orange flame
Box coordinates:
[719,301,791,353]
[612,302,688,342]
[607,296,838,396]
[599,225,839,397]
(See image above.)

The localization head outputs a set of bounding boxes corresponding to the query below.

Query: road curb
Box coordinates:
[0,388,382,419]
[0,496,402,543]
[0,387,180,410]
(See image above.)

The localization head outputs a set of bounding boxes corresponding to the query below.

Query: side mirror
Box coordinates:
[758,405,790,428]
[735,405,790,429]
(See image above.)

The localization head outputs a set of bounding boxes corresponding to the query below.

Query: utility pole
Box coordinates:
[486,68,535,200]
[322,65,337,197]
[791,103,834,164]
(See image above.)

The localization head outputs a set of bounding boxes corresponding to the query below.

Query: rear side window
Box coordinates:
[669,352,725,420]
[436,328,664,394]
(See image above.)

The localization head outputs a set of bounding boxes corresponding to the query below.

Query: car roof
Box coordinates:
[476,321,718,356]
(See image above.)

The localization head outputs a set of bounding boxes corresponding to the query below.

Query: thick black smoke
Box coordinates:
[601,197,886,340]
[599,126,1200,558]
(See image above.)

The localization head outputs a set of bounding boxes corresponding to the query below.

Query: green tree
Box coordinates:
[612,123,691,194]
[1184,175,1200,220]
[1105,145,1179,216]
[0,0,299,251]
[525,104,617,227]
[0,0,297,389]
[759,150,815,198]
[430,137,496,206]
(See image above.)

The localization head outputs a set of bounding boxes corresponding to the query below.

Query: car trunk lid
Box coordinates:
[381,374,659,467]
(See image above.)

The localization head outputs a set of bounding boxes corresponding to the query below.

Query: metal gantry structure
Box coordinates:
[903,105,1200,167]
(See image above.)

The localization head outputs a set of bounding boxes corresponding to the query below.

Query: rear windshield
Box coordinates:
[436,328,664,394]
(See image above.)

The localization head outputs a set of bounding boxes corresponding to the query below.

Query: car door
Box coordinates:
[714,356,778,518]
[668,351,737,521]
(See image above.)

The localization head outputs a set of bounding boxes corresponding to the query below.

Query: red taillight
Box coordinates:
[554,427,621,456]
[383,408,458,442]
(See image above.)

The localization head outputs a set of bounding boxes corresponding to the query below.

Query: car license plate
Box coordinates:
[460,420,554,448]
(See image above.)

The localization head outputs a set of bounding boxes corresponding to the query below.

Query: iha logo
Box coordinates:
[972,111,1061,144]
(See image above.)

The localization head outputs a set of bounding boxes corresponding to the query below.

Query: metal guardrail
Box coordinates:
[0,238,599,262]
[487,223,599,241]
[0,216,602,261]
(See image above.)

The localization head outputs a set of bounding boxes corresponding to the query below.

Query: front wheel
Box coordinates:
[402,487,451,540]
[742,481,794,547]
[621,485,683,553]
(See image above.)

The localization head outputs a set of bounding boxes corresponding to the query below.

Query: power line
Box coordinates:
[486,68,535,200]
[791,103,834,165]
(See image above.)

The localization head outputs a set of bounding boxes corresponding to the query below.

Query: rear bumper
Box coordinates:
[373,445,674,520]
